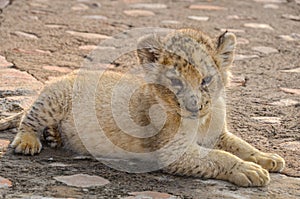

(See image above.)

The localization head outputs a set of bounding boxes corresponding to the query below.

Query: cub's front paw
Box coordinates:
[11,133,42,155]
[245,152,285,172]
[228,161,270,187]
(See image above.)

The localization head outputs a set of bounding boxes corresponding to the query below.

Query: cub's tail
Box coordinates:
[0,112,23,131]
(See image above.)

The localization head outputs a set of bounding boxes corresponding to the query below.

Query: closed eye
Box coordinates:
[171,78,183,87]
[201,76,213,87]
[170,78,184,95]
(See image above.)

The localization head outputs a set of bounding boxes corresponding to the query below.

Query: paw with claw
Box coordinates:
[227,161,270,187]
[245,152,285,172]
[11,132,42,155]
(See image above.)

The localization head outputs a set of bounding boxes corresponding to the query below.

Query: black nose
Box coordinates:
[185,95,199,113]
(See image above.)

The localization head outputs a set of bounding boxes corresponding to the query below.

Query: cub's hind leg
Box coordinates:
[216,131,285,172]
[43,126,62,148]
[11,83,71,155]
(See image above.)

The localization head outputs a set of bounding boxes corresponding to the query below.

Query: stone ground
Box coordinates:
[0,0,300,198]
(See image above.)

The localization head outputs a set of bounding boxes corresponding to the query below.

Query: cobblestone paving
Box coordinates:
[0,0,299,198]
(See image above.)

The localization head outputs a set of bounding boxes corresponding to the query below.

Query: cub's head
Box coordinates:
[137,29,236,119]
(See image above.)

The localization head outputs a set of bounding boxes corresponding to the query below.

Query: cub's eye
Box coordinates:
[171,78,183,87]
[201,76,213,87]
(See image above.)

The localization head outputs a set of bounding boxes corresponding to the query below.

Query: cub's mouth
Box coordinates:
[188,111,210,119]
[177,107,210,120]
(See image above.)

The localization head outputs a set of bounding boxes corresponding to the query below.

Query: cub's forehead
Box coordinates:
[160,33,218,76]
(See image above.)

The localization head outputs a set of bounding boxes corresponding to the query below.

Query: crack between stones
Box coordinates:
[280,173,300,179]
[10,61,44,85]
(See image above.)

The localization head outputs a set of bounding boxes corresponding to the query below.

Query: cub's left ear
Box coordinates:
[215,31,236,68]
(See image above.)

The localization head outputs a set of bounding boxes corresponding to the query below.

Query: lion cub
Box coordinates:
[5,29,285,187]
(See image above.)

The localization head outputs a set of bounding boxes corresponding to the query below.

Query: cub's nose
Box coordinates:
[185,95,200,113]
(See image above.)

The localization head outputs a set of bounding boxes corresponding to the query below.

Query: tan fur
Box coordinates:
[1,29,285,187]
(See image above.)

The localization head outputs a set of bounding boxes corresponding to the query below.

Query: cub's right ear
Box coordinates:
[215,31,236,69]
[137,34,162,65]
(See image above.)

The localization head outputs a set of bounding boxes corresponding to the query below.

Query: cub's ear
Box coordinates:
[215,31,236,68]
[137,34,162,65]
